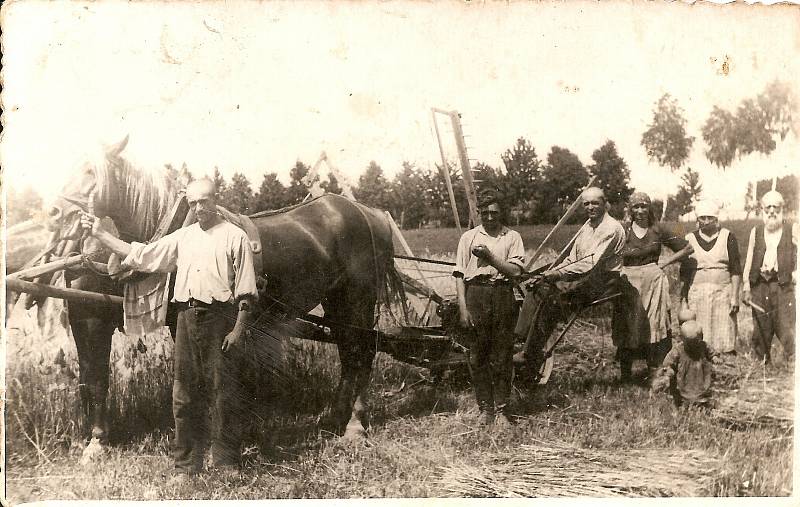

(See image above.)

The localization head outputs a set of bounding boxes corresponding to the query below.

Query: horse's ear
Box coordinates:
[106,135,129,158]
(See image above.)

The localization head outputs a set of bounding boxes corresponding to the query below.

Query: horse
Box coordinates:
[45,136,398,442]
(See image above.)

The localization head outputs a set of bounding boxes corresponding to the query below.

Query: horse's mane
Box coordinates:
[97,154,178,242]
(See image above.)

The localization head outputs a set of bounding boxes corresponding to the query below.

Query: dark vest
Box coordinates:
[749,223,796,287]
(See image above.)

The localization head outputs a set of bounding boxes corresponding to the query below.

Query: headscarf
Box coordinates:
[694,199,720,218]
[628,191,655,226]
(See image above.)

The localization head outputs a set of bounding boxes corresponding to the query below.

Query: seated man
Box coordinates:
[512,187,626,375]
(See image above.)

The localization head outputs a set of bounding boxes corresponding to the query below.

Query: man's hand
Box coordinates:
[471,245,493,262]
[729,302,739,316]
[80,212,104,236]
[542,269,560,282]
[459,309,474,330]
[741,289,751,306]
[221,329,244,353]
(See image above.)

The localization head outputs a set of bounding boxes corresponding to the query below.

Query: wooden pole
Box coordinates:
[6,278,123,306]
[431,109,462,235]
[523,175,597,271]
[449,111,479,228]
[8,256,107,281]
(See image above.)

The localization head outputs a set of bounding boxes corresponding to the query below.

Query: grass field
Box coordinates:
[4,219,794,502]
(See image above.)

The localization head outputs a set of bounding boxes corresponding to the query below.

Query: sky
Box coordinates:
[1,1,798,209]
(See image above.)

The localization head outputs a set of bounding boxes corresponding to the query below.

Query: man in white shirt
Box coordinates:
[453,190,525,426]
[513,187,626,378]
[82,178,258,479]
[742,190,797,364]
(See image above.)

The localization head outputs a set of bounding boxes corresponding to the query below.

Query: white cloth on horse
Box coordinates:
[121,221,258,304]
[123,272,172,336]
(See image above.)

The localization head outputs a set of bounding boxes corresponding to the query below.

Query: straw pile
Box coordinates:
[713,363,794,430]
[436,441,719,497]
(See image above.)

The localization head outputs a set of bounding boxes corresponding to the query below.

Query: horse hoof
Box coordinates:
[342,421,367,441]
[80,437,105,465]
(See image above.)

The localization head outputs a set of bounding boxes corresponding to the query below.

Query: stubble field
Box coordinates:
[3,220,794,502]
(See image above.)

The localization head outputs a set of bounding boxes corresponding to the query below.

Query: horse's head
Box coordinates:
[45,136,130,241]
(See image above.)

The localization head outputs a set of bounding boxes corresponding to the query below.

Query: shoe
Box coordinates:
[479,411,495,426]
[494,413,513,429]
[166,471,194,487]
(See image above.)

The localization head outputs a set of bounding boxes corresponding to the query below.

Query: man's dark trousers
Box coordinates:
[173,301,244,473]
[750,279,795,362]
[465,283,516,415]
[515,271,620,365]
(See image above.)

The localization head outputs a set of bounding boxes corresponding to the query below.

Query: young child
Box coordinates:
[652,320,720,407]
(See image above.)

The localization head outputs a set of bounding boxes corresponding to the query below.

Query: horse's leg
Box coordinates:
[326,294,377,440]
[70,309,116,443]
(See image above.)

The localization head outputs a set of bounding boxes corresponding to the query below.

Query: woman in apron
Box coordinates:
[613,192,691,382]
[681,200,742,355]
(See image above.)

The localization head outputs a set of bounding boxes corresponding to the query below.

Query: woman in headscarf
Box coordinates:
[613,191,692,382]
[680,199,742,355]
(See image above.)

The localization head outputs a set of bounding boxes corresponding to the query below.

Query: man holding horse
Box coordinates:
[81,178,257,480]
[454,189,526,427]
[513,187,626,379]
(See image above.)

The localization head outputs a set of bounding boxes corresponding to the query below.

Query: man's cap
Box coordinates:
[680,320,703,340]
[761,190,785,208]
[694,199,720,218]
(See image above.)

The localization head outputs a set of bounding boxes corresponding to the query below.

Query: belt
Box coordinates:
[465,277,513,287]
[180,298,229,310]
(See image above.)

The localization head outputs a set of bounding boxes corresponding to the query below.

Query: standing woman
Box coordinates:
[613,192,692,382]
[681,200,742,355]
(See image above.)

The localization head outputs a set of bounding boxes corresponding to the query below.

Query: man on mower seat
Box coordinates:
[512,187,626,379]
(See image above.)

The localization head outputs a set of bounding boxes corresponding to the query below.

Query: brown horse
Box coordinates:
[45,136,397,442]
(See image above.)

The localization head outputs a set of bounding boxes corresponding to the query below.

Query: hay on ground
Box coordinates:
[713,363,794,430]
[436,441,719,498]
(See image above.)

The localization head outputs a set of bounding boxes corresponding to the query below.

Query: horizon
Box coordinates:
[2,2,798,209]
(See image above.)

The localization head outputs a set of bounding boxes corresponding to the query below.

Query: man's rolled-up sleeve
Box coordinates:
[453,232,470,278]
[121,231,181,273]
[508,231,526,269]
[232,234,258,300]
[556,229,619,280]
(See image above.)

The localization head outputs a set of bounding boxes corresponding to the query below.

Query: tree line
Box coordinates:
[6,81,794,228]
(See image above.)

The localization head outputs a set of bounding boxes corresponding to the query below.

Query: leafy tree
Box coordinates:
[354,161,392,211]
[6,186,43,226]
[285,161,311,205]
[703,80,797,167]
[390,162,429,229]
[221,172,254,214]
[641,94,695,220]
[178,162,194,187]
[588,140,632,218]
[499,137,543,222]
[320,173,343,196]
[540,146,589,224]
[673,167,703,217]
[252,172,288,212]
[212,167,227,202]
[429,163,471,228]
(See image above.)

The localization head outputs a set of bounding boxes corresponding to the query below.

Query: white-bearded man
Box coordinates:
[742,190,797,364]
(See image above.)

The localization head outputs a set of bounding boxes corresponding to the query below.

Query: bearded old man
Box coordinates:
[742,190,797,364]
[513,187,626,379]
[81,178,257,481]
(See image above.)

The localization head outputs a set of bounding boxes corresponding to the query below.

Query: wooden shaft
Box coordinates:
[9,256,86,280]
[6,278,122,306]
[431,109,462,235]
[449,111,479,228]
[524,175,597,271]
